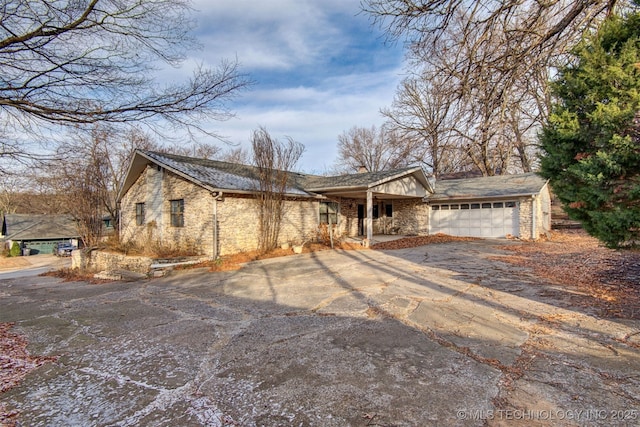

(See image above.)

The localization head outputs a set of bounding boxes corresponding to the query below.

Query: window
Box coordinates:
[385,204,393,217]
[470,203,480,209]
[482,203,492,209]
[319,201,338,224]
[170,199,184,227]
[135,203,145,226]
[493,202,504,208]
[505,201,517,208]
[432,205,440,211]
[372,204,379,219]
[461,204,470,209]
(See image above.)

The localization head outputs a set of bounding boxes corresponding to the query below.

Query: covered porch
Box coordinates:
[305,167,433,246]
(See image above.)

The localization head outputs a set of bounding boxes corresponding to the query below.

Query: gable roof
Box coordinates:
[429,173,548,201]
[119,150,317,199]
[301,167,432,193]
[1,214,80,241]
[119,150,433,200]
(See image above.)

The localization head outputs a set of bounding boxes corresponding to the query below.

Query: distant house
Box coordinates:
[117,150,551,258]
[1,214,80,254]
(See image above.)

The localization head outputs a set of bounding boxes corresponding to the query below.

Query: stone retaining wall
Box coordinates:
[72,250,153,274]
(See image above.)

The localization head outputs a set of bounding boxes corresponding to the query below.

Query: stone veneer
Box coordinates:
[215,194,319,255]
[121,166,430,257]
[121,165,215,256]
[518,192,551,240]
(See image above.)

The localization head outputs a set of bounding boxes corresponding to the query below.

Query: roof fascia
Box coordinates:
[428,191,542,202]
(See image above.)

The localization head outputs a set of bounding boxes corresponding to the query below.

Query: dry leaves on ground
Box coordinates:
[1,323,58,426]
[370,234,479,250]
[493,230,640,319]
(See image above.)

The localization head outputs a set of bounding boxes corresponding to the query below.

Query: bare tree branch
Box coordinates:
[0,0,251,170]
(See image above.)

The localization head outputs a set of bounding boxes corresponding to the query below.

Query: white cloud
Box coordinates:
[191,0,347,70]
[157,1,406,173]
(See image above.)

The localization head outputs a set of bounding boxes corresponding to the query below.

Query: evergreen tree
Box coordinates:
[539,12,640,248]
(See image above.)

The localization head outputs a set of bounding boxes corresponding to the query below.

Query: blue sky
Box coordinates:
[181,0,406,173]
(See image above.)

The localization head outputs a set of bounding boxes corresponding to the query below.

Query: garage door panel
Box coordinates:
[431,200,518,238]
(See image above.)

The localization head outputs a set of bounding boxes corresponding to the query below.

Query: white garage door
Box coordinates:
[430,201,519,238]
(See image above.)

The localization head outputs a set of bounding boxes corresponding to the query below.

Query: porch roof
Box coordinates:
[301,166,433,199]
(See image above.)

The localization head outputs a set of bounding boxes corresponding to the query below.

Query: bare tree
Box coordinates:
[251,127,305,253]
[0,0,250,173]
[363,0,627,175]
[334,125,417,173]
[382,73,465,177]
[217,146,251,164]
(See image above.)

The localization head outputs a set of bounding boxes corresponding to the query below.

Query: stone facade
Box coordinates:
[394,199,429,235]
[121,167,431,257]
[215,194,319,255]
[120,166,215,256]
[518,190,552,240]
[121,166,323,257]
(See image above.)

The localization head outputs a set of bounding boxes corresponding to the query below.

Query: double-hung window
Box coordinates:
[135,203,145,226]
[170,199,184,227]
[319,201,338,224]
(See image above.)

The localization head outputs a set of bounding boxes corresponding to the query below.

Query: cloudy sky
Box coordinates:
[183,0,406,173]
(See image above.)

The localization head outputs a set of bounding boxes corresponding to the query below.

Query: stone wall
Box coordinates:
[72,250,153,274]
[518,190,552,240]
[214,194,321,255]
[162,170,215,256]
[215,195,314,255]
[394,199,429,235]
[120,166,215,257]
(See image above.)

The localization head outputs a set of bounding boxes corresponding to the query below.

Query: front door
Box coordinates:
[357,204,364,236]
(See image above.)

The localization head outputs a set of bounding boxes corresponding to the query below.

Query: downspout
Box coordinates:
[212,192,223,259]
[531,195,537,240]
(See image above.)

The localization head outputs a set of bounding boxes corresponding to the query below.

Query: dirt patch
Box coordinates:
[492,229,640,319]
[0,257,29,270]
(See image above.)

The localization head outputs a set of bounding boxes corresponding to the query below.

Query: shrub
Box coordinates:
[9,242,21,257]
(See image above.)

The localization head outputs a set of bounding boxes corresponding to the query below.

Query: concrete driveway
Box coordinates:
[1,240,639,426]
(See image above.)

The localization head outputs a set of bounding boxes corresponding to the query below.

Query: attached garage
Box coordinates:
[430,200,518,238]
[428,174,551,240]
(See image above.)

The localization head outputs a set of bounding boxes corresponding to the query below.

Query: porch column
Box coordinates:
[366,190,373,243]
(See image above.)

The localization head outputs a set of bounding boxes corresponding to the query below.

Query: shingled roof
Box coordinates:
[120,150,317,198]
[430,173,548,201]
[1,214,79,241]
[300,167,429,192]
[120,150,432,199]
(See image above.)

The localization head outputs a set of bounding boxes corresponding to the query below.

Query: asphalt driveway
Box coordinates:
[1,240,639,426]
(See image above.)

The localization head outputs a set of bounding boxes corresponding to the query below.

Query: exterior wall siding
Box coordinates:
[120,167,148,248]
[394,199,429,235]
[215,195,319,255]
[517,186,552,240]
[122,168,321,257]
[120,166,215,257]
[518,198,533,239]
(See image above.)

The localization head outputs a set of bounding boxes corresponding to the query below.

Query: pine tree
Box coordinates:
[539,12,640,248]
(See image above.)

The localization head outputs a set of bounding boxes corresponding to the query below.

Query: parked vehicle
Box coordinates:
[55,242,76,257]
